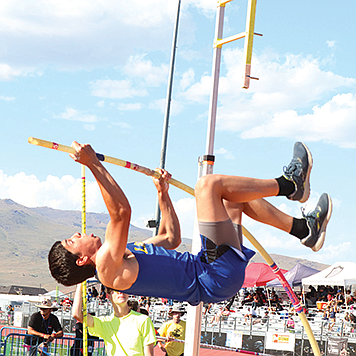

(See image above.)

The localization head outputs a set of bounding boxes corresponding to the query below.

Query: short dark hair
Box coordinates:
[127,299,139,312]
[48,241,96,286]
[140,308,149,315]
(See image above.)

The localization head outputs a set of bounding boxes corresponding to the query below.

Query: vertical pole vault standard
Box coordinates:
[81,166,88,356]
[242,0,258,89]
[203,1,227,169]
[184,4,227,354]
[185,1,258,355]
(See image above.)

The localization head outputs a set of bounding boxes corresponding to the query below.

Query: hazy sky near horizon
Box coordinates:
[0,0,355,266]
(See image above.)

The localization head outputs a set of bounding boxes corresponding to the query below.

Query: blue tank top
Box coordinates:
[119,237,254,306]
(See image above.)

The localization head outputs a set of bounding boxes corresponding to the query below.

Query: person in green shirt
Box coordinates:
[72,284,156,356]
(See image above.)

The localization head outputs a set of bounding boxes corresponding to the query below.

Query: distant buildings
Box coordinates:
[0,285,47,296]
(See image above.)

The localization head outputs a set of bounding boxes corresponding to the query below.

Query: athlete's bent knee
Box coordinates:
[195,175,222,197]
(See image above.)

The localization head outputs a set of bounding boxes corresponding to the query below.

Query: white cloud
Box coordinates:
[0,0,214,72]
[148,98,165,112]
[180,48,356,149]
[131,214,152,231]
[91,79,147,99]
[84,124,96,131]
[117,103,144,111]
[0,63,38,81]
[0,0,177,36]
[215,147,235,160]
[124,54,168,87]
[55,108,99,123]
[326,40,336,49]
[0,94,15,101]
[220,49,355,108]
[179,74,211,103]
[296,242,352,265]
[148,98,183,115]
[179,68,195,91]
[323,241,351,256]
[241,93,356,148]
[174,197,196,239]
[0,170,105,213]
[112,121,132,129]
[185,0,216,15]
[132,197,197,239]
[179,48,355,115]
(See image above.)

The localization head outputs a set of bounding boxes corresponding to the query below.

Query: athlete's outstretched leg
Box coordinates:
[241,199,293,233]
[195,142,321,249]
[224,195,332,252]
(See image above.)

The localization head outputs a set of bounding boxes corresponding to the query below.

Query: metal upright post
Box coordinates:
[185,1,259,354]
[204,2,227,162]
[185,2,228,355]
[152,0,181,236]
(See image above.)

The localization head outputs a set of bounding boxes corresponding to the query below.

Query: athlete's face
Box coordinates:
[62,232,102,258]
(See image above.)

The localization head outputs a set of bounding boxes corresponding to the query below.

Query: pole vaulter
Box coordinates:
[28,136,322,356]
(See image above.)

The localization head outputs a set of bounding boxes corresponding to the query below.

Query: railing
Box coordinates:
[198,308,356,341]
[0,328,105,356]
[4,302,356,355]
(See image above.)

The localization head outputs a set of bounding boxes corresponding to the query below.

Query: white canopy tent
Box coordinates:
[302,262,356,287]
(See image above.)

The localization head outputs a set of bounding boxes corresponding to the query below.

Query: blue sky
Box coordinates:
[0,0,355,266]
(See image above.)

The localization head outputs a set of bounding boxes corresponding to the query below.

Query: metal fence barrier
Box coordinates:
[0,327,105,356]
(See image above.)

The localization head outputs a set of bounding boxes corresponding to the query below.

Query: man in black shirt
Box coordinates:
[25,300,63,356]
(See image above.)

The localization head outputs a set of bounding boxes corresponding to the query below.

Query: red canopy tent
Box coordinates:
[242,263,288,288]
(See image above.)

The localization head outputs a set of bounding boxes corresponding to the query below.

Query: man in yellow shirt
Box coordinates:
[158,305,186,356]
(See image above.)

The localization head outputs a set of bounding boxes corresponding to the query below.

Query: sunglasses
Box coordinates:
[107,289,127,297]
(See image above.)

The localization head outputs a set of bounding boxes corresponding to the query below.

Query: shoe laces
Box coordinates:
[301,207,318,222]
[283,158,304,180]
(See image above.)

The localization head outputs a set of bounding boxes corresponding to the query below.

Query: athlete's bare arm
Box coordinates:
[72,283,94,327]
[143,169,181,250]
[70,142,136,289]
